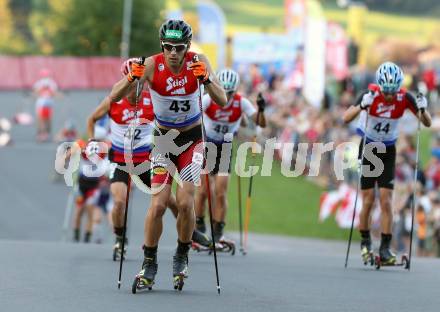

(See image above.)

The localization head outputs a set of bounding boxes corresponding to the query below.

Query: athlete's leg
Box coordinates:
[214,174,230,222]
[84,204,95,242]
[359,188,375,231]
[167,193,178,218]
[72,200,84,242]
[144,184,172,247]
[175,181,196,243]
[110,182,127,232]
[379,188,393,234]
[194,174,208,220]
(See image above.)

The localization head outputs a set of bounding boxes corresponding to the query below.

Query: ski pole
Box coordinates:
[345,107,370,268]
[237,162,244,254]
[408,107,422,271]
[118,56,145,289]
[62,172,78,241]
[243,109,262,253]
[194,54,221,294]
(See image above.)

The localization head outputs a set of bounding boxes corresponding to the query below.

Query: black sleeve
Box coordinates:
[405,92,419,112]
[354,90,369,106]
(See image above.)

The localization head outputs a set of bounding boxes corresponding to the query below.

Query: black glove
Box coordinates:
[256,92,266,112]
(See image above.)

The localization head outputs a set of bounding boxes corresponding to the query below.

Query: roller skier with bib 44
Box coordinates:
[343,62,431,269]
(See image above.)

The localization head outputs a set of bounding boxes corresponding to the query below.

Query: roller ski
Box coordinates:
[173,252,189,291]
[191,229,213,251]
[132,257,157,293]
[214,222,235,255]
[374,253,409,270]
[360,237,374,266]
[374,234,409,270]
[213,237,236,255]
[192,237,236,255]
[112,236,127,261]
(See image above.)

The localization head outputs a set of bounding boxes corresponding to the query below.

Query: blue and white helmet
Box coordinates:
[375,62,404,94]
[217,69,240,92]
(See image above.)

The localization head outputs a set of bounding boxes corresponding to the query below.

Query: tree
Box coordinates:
[0,0,27,54]
[46,0,164,56]
[364,0,440,15]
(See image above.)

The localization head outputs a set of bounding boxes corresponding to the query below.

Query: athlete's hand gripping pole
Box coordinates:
[344,91,373,268]
[243,93,264,254]
[117,57,146,289]
[408,94,423,271]
[193,54,221,295]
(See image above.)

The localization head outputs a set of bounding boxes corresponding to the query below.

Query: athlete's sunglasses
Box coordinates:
[162,43,187,53]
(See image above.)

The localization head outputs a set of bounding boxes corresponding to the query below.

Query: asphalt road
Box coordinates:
[1,91,440,312]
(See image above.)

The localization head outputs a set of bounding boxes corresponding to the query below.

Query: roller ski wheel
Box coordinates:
[173,274,185,291]
[132,274,154,294]
[361,250,374,266]
[112,237,127,262]
[112,247,126,262]
[215,238,236,256]
[172,253,188,291]
[132,258,157,294]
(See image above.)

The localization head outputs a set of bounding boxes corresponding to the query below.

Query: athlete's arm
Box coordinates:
[252,112,266,127]
[406,93,432,127]
[201,94,211,112]
[87,97,111,139]
[198,54,227,107]
[108,57,153,103]
[342,91,367,124]
[242,98,266,127]
[252,93,267,127]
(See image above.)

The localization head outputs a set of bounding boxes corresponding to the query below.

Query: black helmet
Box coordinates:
[159,19,192,43]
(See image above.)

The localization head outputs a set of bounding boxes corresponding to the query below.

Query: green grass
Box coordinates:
[420,129,432,168]
[223,148,351,240]
[219,129,432,241]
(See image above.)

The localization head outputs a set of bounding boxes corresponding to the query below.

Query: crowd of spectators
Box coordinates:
[236,61,440,257]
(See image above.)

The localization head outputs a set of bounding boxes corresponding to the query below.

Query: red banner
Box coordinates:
[326,22,349,81]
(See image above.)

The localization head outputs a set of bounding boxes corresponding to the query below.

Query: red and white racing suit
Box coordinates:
[148,51,204,185]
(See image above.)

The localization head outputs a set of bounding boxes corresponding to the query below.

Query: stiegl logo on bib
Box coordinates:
[166,76,188,92]
[122,108,144,122]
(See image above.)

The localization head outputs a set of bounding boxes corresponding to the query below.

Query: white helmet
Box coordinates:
[376,62,404,94]
[217,69,240,92]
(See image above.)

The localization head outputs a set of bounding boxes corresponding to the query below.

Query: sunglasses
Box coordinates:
[162,43,187,53]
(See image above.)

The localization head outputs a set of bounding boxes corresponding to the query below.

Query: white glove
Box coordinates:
[360,91,377,109]
[416,93,428,111]
[85,141,100,158]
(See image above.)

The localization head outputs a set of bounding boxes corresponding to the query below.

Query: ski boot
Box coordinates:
[212,221,236,255]
[375,233,401,270]
[112,236,127,261]
[173,243,190,291]
[360,231,374,266]
[132,256,158,293]
[191,229,213,252]
[73,229,80,243]
[196,216,206,233]
[84,231,92,243]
